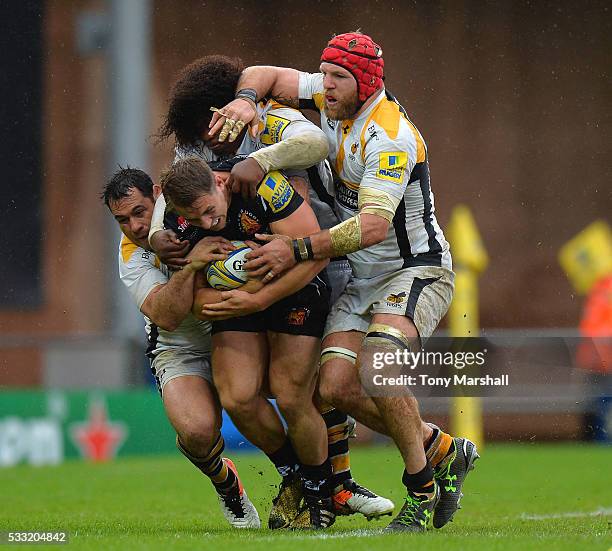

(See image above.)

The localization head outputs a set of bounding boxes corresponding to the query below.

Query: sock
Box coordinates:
[320,406,352,491]
[176,434,237,494]
[424,423,455,470]
[266,438,300,479]
[301,458,333,501]
[402,463,435,495]
[424,424,440,449]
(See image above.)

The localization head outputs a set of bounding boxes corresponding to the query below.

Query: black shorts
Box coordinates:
[212,275,330,338]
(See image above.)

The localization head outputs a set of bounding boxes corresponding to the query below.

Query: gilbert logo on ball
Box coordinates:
[206,241,251,290]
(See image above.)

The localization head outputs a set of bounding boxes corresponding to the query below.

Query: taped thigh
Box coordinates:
[362,322,413,352]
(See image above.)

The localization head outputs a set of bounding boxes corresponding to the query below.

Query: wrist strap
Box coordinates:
[292,238,313,262]
[292,239,303,262]
[304,237,314,260]
[297,238,309,261]
[236,88,258,104]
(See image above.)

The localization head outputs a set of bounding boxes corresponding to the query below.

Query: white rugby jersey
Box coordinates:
[175,99,340,231]
[118,235,211,356]
[298,72,452,279]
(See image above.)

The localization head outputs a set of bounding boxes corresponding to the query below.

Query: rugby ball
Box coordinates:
[206,240,251,290]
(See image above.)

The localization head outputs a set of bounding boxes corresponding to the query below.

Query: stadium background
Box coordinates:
[0,2,610,544]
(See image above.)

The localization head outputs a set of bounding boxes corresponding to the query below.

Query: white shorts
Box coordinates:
[150,348,213,394]
[324,266,455,341]
[327,258,352,306]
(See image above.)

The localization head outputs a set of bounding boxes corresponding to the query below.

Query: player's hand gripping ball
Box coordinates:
[206,241,252,290]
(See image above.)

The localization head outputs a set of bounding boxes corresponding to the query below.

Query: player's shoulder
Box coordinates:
[364,95,417,148]
[256,171,296,214]
[120,235,159,269]
[299,71,324,92]
[298,72,325,111]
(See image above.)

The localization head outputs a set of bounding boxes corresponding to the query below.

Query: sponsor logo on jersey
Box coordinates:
[377,152,408,183]
[239,210,262,235]
[327,118,337,130]
[367,124,379,140]
[177,215,190,232]
[385,291,407,308]
[260,114,291,145]
[336,180,358,210]
[287,307,310,326]
[258,171,294,213]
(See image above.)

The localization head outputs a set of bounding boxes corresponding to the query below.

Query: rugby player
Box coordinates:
[208,32,479,532]
[151,55,394,525]
[101,168,260,528]
[161,156,336,528]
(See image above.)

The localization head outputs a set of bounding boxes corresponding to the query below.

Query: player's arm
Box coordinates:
[231,132,328,198]
[141,267,200,331]
[246,133,414,275]
[192,269,263,316]
[251,201,328,309]
[292,138,412,258]
[307,142,413,256]
[148,193,191,269]
[191,271,223,321]
[245,213,388,279]
[301,210,390,259]
[229,104,328,198]
[246,115,328,174]
[288,175,310,204]
[209,66,301,139]
[140,237,231,330]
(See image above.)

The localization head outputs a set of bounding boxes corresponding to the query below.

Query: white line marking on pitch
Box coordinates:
[520,507,612,520]
[245,529,385,541]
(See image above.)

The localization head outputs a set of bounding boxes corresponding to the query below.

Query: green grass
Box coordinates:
[1,444,610,550]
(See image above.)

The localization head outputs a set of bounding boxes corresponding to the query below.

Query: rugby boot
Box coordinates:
[268,473,303,529]
[290,495,336,530]
[333,479,394,519]
[385,482,440,532]
[433,437,479,528]
[217,458,261,528]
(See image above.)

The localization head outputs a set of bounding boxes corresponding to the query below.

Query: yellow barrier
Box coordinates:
[558,220,612,295]
[446,205,488,449]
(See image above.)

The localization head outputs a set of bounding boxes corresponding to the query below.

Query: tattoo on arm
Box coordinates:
[270,94,299,109]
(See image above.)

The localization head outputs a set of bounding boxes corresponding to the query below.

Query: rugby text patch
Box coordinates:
[260,114,291,145]
[377,152,408,183]
[258,171,294,213]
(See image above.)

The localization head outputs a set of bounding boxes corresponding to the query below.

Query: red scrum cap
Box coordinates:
[321,32,384,102]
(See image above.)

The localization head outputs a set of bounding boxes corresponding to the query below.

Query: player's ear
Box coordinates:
[214,173,226,191]
[152,183,162,200]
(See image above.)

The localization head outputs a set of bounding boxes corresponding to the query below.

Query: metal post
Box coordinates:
[107,0,151,339]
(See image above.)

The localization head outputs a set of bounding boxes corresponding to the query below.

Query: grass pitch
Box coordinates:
[1,444,610,550]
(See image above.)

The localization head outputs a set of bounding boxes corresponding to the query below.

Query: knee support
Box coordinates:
[320,346,357,367]
[319,347,358,414]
